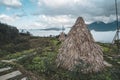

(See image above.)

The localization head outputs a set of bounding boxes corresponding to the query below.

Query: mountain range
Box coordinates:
[88,21,120,31]
[40,27,65,31]
[20,21,120,32]
[40,21,120,31]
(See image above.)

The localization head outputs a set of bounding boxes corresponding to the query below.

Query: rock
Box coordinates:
[0,67,12,72]
[56,17,105,73]
[0,71,22,80]
[107,56,113,60]
[117,62,120,64]
[103,61,112,67]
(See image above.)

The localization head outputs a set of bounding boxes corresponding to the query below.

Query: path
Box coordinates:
[0,52,37,80]
[0,67,27,80]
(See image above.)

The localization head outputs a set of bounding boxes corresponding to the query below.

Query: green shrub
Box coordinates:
[0,49,10,58]
[16,39,120,80]
[4,49,34,60]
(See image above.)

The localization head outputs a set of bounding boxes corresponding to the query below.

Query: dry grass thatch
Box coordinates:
[56,17,105,73]
[59,32,66,42]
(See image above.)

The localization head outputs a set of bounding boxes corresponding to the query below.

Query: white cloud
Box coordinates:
[39,15,74,24]
[84,15,117,24]
[38,0,94,8]
[36,0,119,24]
[0,14,15,22]
[37,15,75,28]
[0,0,119,31]
[92,15,116,23]
[0,0,22,8]
[30,22,47,29]
[28,14,117,29]
[25,15,76,29]
[0,14,20,23]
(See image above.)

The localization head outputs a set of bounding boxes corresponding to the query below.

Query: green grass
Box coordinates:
[1,37,120,80]
[0,62,15,68]
[3,49,35,60]
[19,40,120,80]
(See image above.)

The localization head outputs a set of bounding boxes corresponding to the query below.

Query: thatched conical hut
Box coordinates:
[56,17,105,73]
[59,32,66,42]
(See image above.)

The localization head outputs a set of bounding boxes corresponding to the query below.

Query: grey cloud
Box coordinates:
[32,12,41,16]
[35,0,120,23]
[14,13,27,17]
[103,1,120,16]
[0,0,22,8]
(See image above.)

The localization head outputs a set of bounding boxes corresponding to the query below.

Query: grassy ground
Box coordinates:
[0,37,120,80]
[19,37,120,80]
[3,49,35,60]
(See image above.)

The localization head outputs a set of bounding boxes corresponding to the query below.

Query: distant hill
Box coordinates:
[88,21,120,31]
[0,22,19,45]
[40,27,64,31]
[0,22,32,54]
[39,21,120,32]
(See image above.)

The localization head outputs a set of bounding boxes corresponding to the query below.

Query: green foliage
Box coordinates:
[0,22,32,55]
[0,49,10,58]
[19,31,31,36]
[1,43,15,53]
[1,36,119,80]
[114,40,120,45]
[103,46,110,53]
[18,40,120,80]
[0,62,14,68]
[0,41,30,56]
[26,51,57,74]
[98,42,120,54]
[0,22,19,45]
[70,68,120,80]
[4,49,34,60]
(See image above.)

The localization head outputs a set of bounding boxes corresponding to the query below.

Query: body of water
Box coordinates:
[19,29,118,43]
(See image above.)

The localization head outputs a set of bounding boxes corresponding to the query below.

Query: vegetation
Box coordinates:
[18,38,120,80]
[0,22,19,45]
[0,22,32,57]
[3,49,35,60]
[0,22,120,80]
[0,62,12,68]
[0,35,120,80]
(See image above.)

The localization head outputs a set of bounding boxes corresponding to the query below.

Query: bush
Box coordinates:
[1,43,15,53]
[27,51,57,73]
[4,49,34,60]
[0,49,10,58]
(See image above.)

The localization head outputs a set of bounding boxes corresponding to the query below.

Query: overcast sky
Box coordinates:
[0,0,120,29]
